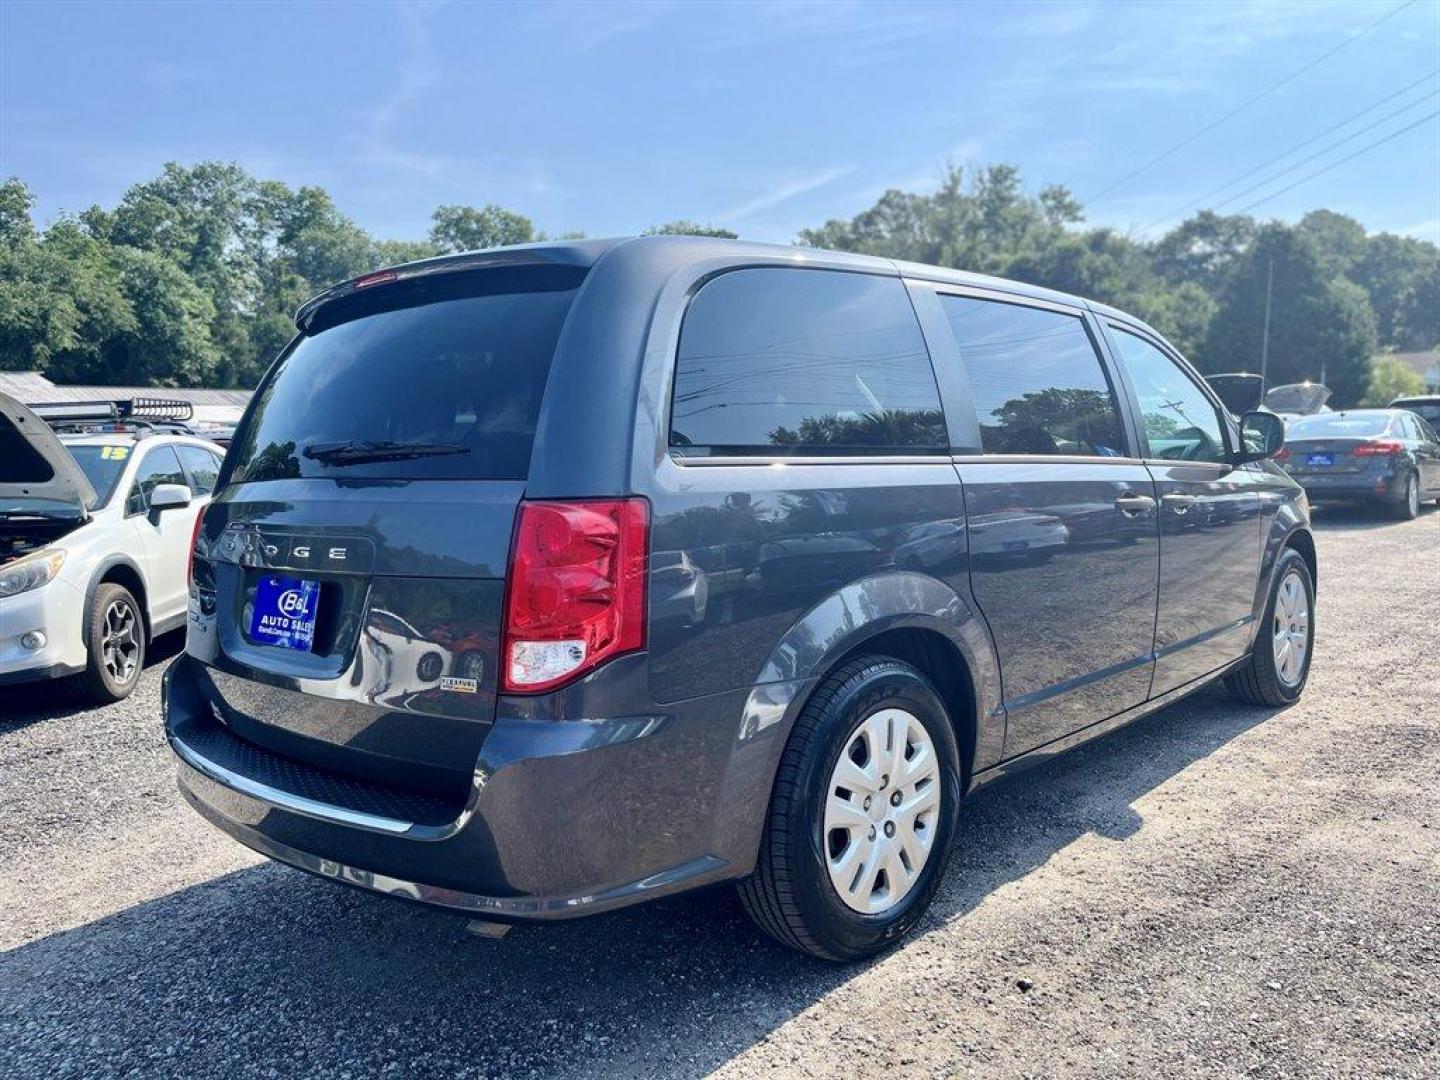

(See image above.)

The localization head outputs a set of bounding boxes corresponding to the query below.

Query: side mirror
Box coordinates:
[1234,411,1285,463]
[149,483,193,511]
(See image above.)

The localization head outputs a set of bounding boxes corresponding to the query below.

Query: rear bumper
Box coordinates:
[1287,470,1403,502]
[164,654,770,919]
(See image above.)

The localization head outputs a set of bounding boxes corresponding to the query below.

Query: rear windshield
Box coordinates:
[1393,400,1440,423]
[1286,413,1393,438]
[226,265,584,484]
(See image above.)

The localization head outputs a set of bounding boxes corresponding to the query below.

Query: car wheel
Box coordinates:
[738,656,962,961]
[74,583,146,703]
[1225,548,1314,707]
[1391,471,1420,520]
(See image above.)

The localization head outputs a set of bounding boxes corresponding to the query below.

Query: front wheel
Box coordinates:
[738,657,962,961]
[1225,548,1314,707]
[74,583,146,704]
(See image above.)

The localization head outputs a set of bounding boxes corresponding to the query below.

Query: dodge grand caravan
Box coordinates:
[165,237,1314,960]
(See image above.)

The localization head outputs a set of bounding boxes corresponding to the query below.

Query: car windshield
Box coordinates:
[1286,413,1393,438]
[65,444,133,508]
[227,264,584,484]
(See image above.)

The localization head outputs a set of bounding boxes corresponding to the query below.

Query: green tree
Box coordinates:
[1364,354,1426,405]
[1297,209,1367,279]
[644,220,738,238]
[429,204,535,253]
[1353,233,1434,349]
[1202,224,1377,406]
[1394,257,1439,351]
[1151,212,1255,295]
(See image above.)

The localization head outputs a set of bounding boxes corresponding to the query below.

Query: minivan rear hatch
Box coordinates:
[192,262,586,802]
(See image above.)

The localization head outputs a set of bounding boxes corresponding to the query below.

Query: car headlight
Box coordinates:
[0,549,66,599]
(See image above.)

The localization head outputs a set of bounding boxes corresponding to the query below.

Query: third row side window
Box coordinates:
[938,295,1127,457]
[670,268,947,456]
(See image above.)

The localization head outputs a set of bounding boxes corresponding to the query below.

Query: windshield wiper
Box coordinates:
[301,440,471,466]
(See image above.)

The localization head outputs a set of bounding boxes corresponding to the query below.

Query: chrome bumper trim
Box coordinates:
[169,732,415,835]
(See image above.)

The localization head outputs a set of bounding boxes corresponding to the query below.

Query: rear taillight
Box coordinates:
[187,506,207,587]
[502,498,649,693]
[1273,447,1290,461]
[352,269,398,290]
[1351,440,1403,457]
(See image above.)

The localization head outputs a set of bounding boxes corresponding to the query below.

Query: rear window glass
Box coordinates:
[1393,400,1440,424]
[940,295,1126,457]
[227,266,584,483]
[1286,413,1393,438]
[669,268,946,456]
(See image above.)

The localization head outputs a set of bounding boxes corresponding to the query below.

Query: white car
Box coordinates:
[1,392,223,701]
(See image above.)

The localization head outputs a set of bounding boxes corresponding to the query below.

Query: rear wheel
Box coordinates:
[1225,548,1313,707]
[739,657,962,961]
[74,583,146,704]
[1391,471,1420,520]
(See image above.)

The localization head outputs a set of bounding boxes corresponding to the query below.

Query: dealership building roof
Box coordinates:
[0,371,251,424]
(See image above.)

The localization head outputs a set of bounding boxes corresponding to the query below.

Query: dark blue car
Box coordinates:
[1280,408,1440,519]
[165,237,1314,960]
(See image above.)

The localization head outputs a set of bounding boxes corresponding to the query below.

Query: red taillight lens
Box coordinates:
[352,269,397,290]
[187,506,207,587]
[1273,447,1290,461]
[502,498,649,693]
[1352,440,1403,457]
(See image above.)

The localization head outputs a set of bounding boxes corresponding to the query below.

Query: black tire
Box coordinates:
[738,656,963,962]
[1390,471,1420,520]
[74,582,146,704]
[1225,548,1314,707]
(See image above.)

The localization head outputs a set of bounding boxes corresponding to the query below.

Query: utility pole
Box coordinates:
[1259,257,1274,390]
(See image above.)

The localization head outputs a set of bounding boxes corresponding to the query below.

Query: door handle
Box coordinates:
[1114,493,1156,515]
[1162,493,1197,513]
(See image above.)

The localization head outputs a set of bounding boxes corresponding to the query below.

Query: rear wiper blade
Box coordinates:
[301,440,471,465]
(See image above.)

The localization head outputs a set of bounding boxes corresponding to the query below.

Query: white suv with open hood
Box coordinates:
[1,392,222,702]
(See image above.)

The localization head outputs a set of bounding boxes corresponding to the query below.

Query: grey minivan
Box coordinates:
[165,237,1314,960]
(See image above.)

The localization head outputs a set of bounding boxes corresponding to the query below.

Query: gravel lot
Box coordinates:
[2,507,1437,1079]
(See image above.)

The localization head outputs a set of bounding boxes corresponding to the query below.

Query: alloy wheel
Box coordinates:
[1406,475,1419,517]
[823,708,941,914]
[101,599,141,684]
[1272,569,1310,688]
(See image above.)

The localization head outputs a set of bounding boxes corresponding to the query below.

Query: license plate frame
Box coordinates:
[249,575,321,652]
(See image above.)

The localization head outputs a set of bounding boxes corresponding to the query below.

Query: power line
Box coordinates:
[1209,89,1439,213]
[1143,69,1440,230]
[1083,0,1419,206]
[1234,108,1439,215]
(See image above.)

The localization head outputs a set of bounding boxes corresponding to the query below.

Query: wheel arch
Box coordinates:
[830,625,980,789]
[743,571,1003,786]
[83,556,152,644]
[1283,526,1317,593]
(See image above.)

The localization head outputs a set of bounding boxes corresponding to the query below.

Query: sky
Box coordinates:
[1,0,1437,245]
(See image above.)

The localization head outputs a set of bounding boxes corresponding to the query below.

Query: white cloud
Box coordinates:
[714,165,855,222]
[346,2,452,179]
[990,2,1097,39]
